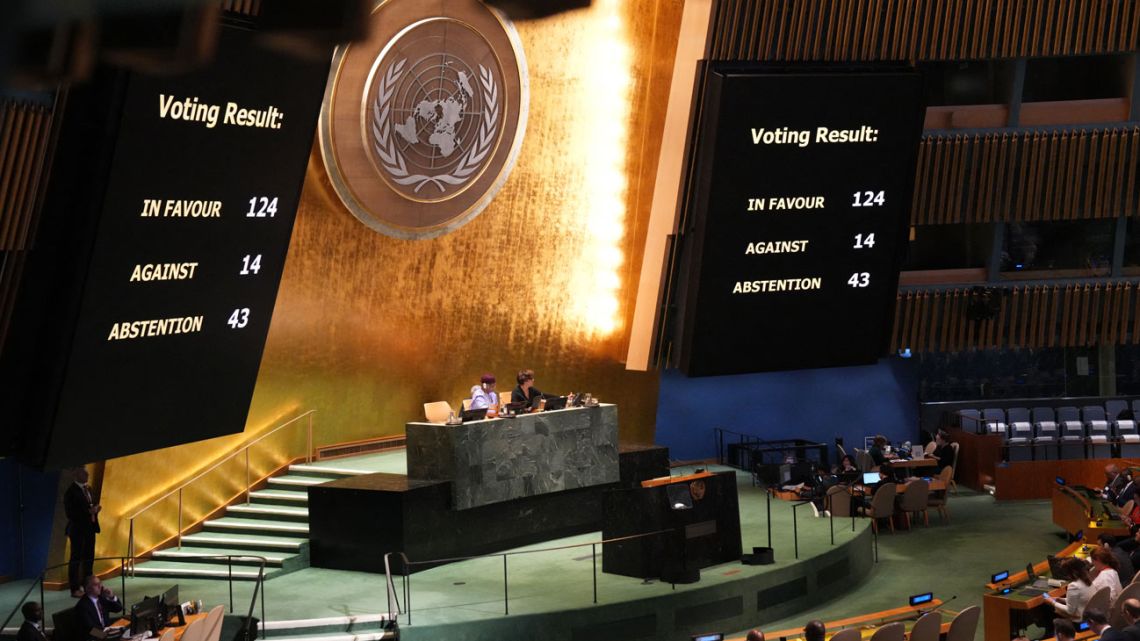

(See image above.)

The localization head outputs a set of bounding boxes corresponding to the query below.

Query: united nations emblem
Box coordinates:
[319,0,528,239]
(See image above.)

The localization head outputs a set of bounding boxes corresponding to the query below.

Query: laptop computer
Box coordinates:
[862,472,882,485]
[1018,561,1053,596]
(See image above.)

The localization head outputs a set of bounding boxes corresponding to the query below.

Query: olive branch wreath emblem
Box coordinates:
[370,58,500,194]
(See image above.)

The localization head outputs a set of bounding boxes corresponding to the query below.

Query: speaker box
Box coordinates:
[741,546,775,565]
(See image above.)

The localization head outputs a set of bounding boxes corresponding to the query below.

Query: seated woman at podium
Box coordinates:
[469,373,499,417]
[511,369,542,408]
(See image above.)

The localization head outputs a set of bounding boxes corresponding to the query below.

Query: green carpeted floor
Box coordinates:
[0,464,1064,641]
[735,490,1066,640]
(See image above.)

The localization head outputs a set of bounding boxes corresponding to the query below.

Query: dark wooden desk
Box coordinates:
[1052,485,1129,539]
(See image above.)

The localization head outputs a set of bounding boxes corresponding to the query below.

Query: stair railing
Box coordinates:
[125,410,316,575]
[0,554,267,641]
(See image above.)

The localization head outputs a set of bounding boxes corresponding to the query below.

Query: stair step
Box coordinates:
[268,475,330,488]
[249,489,309,506]
[288,464,371,478]
[204,517,309,535]
[227,504,309,522]
[181,532,306,550]
[256,633,394,641]
[151,546,290,566]
[130,561,272,580]
[260,614,394,637]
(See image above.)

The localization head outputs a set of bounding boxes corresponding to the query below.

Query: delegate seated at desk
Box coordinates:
[869,436,897,469]
[75,576,122,640]
[469,373,498,417]
[1044,557,1096,619]
[511,369,542,407]
[931,431,954,470]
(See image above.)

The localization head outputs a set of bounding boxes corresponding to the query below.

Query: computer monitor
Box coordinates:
[1056,476,1067,486]
[666,484,694,510]
[460,407,488,422]
[1026,562,1037,582]
[159,585,184,627]
[1048,555,1073,581]
[130,596,162,636]
[542,395,568,411]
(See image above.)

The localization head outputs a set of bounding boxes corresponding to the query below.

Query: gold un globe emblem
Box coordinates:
[319,0,529,239]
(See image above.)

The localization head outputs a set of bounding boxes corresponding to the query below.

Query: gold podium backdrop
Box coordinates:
[86,0,684,569]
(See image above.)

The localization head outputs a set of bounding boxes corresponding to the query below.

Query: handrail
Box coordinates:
[127,410,317,520]
[0,554,267,640]
[385,527,677,625]
[126,410,316,574]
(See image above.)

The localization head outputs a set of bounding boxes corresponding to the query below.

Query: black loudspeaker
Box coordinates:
[741,546,775,565]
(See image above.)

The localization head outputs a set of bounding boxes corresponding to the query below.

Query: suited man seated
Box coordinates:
[1119,598,1140,641]
[18,601,49,641]
[75,576,122,640]
[1085,608,1124,641]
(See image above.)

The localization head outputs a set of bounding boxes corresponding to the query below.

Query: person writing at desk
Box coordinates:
[1044,557,1094,619]
[469,373,498,417]
[511,369,542,408]
[869,436,896,470]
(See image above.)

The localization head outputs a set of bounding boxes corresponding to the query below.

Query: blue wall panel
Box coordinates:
[654,357,920,463]
[0,459,60,579]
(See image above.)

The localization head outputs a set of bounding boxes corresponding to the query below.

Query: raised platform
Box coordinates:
[1,464,874,641]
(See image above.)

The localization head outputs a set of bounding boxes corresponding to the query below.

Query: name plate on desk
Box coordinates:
[406,404,620,510]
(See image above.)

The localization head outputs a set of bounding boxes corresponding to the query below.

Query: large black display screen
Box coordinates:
[675,66,924,377]
[27,29,329,466]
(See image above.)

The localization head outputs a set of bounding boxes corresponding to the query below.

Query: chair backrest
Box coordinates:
[202,605,225,641]
[837,443,848,460]
[899,479,930,511]
[950,442,960,472]
[51,607,82,641]
[180,617,208,641]
[423,401,453,424]
[159,629,177,641]
[869,621,905,641]
[826,485,852,517]
[871,483,897,517]
[939,464,954,484]
[983,408,1008,435]
[909,611,942,641]
[829,629,862,641]
[854,448,874,472]
[1109,580,1140,628]
[946,606,981,641]
[1032,407,1056,424]
[1083,406,1108,422]
[1133,399,1140,418]
[1086,586,1112,617]
[1107,400,1130,420]
[1058,406,1081,422]
[924,440,937,455]
[1007,407,1031,423]
[959,409,981,432]
[1124,499,1136,517]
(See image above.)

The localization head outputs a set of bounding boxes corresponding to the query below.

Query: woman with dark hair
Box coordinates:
[869,436,896,469]
[1044,557,1095,618]
[1090,546,1123,602]
[511,369,542,408]
[836,455,860,483]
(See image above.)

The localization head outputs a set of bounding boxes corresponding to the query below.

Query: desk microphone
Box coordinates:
[929,595,958,614]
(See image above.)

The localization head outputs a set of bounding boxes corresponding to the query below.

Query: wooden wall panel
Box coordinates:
[708,0,1140,61]
[891,283,1140,353]
[910,128,1140,225]
[0,99,54,357]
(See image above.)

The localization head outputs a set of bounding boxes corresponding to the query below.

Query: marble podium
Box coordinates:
[406,404,619,510]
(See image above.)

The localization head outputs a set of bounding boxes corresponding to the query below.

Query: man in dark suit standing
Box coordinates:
[75,576,122,639]
[17,602,48,641]
[64,467,101,598]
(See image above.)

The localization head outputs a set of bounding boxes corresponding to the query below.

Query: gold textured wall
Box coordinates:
[76,0,684,570]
